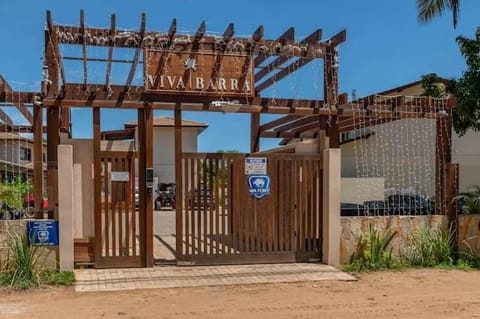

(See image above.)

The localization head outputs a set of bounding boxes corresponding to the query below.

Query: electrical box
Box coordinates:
[146,168,154,188]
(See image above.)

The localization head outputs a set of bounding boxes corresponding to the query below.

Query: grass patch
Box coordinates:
[404,226,455,267]
[39,271,75,286]
[345,224,398,272]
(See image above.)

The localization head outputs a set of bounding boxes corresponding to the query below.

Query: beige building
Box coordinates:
[125,116,208,183]
[0,132,47,181]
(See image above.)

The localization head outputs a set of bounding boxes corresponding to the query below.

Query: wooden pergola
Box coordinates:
[0,10,457,267]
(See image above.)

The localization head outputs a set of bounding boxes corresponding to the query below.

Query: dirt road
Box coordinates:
[1,269,480,319]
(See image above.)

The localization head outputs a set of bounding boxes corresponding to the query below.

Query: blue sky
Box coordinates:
[0,0,479,152]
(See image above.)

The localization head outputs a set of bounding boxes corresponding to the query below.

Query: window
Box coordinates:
[19,147,32,161]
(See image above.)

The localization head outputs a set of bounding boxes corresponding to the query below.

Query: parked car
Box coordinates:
[155,183,176,210]
[386,194,429,215]
[363,200,386,216]
[341,202,367,216]
[187,187,216,210]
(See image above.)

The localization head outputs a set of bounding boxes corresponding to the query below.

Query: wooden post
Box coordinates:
[33,103,43,218]
[327,116,339,149]
[446,163,459,228]
[93,108,101,265]
[145,104,154,267]
[174,104,183,261]
[435,109,452,214]
[250,113,260,153]
[318,117,328,152]
[138,107,147,266]
[46,106,59,220]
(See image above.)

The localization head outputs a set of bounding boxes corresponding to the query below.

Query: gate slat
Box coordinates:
[105,158,110,257]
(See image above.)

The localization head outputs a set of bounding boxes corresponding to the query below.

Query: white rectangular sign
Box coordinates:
[245,157,267,175]
[110,171,130,182]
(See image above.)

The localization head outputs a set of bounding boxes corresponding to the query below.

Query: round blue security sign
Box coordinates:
[248,175,271,199]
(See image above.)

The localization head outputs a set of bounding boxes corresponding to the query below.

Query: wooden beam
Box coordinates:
[168,18,177,39]
[273,115,319,133]
[138,107,147,266]
[125,13,146,90]
[100,127,136,140]
[53,24,330,59]
[46,106,59,220]
[251,25,264,43]
[80,10,88,88]
[256,58,311,92]
[259,115,302,132]
[46,11,66,88]
[223,23,234,41]
[195,20,206,40]
[255,29,322,82]
[254,27,294,67]
[33,103,43,218]
[93,107,101,265]
[251,113,260,153]
[145,104,154,267]
[45,11,60,98]
[328,29,347,47]
[104,14,116,92]
[327,116,339,148]
[174,104,183,261]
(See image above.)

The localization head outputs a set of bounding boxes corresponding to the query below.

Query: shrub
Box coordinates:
[405,226,455,267]
[1,230,44,289]
[345,224,398,271]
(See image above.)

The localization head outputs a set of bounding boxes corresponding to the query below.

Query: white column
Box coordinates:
[58,144,74,270]
[322,148,341,266]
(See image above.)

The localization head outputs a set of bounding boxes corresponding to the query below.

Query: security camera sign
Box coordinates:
[27,221,59,246]
[245,157,267,175]
[248,175,271,199]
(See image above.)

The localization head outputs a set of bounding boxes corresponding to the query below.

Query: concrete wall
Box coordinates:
[340,215,448,264]
[0,220,57,269]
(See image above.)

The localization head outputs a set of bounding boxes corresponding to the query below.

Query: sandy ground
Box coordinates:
[1,269,480,319]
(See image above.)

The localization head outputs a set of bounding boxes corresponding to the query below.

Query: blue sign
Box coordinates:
[248,175,271,199]
[27,221,59,246]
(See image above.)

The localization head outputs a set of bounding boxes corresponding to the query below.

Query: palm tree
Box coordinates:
[453,185,480,214]
[417,0,460,28]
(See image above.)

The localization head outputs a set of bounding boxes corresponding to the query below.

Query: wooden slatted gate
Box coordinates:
[94,151,142,268]
[178,153,323,265]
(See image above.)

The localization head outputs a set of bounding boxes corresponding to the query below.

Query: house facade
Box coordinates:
[125,116,207,184]
[0,132,47,181]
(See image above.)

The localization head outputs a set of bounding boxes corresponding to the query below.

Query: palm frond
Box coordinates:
[417,0,460,28]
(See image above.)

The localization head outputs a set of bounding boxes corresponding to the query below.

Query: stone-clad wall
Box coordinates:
[0,220,57,269]
[340,215,448,264]
[458,215,480,255]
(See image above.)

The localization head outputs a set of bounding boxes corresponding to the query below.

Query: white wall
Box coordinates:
[151,127,200,184]
[341,119,436,198]
[452,130,480,190]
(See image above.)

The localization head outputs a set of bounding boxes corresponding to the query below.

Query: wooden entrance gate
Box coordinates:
[94,151,142,268]
[177,153,323,265]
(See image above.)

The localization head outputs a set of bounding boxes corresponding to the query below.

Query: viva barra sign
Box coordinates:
[144,50,254,97]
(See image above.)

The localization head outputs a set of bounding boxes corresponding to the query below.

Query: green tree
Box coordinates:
[447,30,480,136]
[417,0,460,28]
[420,73,447,97]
